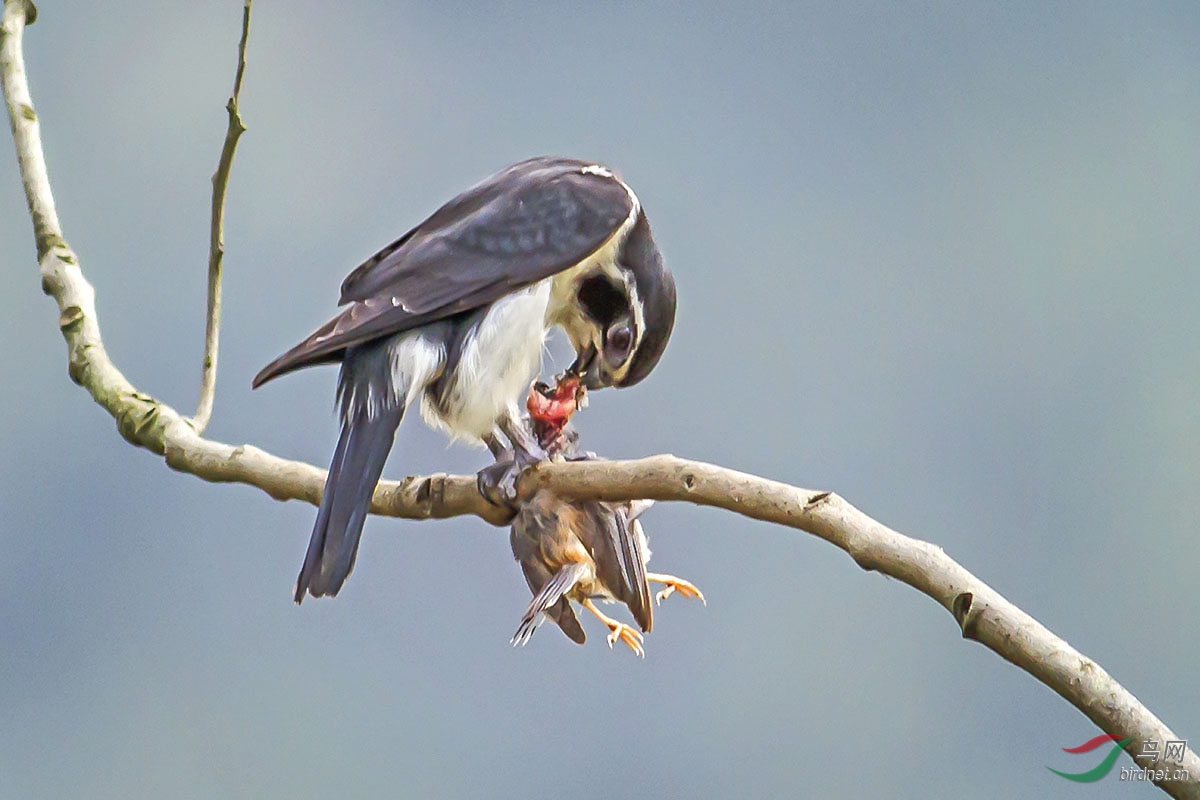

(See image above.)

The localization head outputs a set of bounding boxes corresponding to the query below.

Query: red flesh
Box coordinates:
[527,374,583,447]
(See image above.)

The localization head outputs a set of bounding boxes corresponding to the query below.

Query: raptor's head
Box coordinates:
[568,210,676,391]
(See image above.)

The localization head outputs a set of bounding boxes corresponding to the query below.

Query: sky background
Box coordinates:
[2,2,1198,798]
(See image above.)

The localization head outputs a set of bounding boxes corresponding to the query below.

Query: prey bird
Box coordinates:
[510,375,703,655]
[253,157,677,602]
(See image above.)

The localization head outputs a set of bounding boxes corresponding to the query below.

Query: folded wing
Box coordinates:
[253,156,634,388]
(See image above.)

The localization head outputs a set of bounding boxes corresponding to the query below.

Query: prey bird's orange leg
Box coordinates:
[646,573,706,606]
[582,598,645,657]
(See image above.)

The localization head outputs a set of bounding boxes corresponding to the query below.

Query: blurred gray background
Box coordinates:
[2,2,1197,798]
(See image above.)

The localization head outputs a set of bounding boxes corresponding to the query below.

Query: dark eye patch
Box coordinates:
[576,275,628,327]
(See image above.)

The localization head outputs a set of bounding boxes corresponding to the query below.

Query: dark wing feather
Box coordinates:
[596,503,654,633]
[253,157,632,388]
[253,296,436,388]
[338,156,632,309]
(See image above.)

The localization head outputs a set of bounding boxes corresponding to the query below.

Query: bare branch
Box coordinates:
[521,457,1200,794]
[191,0,252,433]
[2,3,1196,797]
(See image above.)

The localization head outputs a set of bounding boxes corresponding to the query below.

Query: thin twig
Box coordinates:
[191,0,252,434]
[2,3,1197,797]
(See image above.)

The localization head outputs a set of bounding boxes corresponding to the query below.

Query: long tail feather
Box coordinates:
[295,404,404,602]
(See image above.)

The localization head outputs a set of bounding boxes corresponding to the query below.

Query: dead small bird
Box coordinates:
[509,374,703,656]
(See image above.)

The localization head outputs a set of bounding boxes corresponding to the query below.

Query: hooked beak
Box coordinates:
[581,366,604,390]
[567,344,603,389]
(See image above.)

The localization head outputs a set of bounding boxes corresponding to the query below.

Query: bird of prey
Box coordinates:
[510,375,703,655]
[253,157,677,602]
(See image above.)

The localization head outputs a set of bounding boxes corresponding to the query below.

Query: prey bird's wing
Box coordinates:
[605,505,654,633]
[253,157,634,387]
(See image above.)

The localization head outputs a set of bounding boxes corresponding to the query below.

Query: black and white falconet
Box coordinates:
[252,156,677,602]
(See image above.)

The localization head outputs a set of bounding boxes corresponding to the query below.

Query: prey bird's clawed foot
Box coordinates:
[647,573,706,607]
[583,598,645,657]
[605,619,645,657]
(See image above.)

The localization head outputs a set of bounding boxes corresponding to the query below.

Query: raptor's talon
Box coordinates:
[477,456,520,508]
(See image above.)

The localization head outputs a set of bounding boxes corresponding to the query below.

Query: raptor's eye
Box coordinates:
[605,325,633,359]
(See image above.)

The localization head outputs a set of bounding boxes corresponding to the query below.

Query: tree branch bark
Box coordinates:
[2,2,1195,796]
[191,0,252,434]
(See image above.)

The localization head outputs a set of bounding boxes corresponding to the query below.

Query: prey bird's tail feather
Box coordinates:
[513,562,588,646]
[295,404,404,602]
